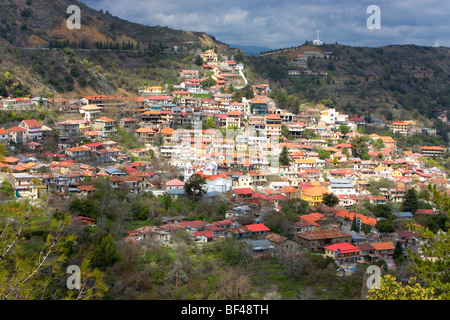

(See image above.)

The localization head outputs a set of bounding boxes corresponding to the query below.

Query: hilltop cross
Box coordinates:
[313,28,323,45]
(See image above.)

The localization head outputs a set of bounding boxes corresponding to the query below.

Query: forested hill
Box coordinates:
[244,43,450,124]
[0,0,240,97]
[0,0,233,50]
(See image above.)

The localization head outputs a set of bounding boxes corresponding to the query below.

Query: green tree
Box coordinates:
[194,55,204,66]
[302,129,317,140]
[319,99,334,108]
[351,136,370,159]
[69,198,98,219]
[318,149,331,160]
[375,219,395,233]
[372,204,392,219]
[91,235,117,271]
[402,189,418,214]
[367,275,439,300]
[206,116,215,129]
[0,203,76,299]
[279,146,291,166]
[200,76,217,88]
[393,240,404,264]
[161,194,172,211]
[281,125,291,139]
[350,216,360,232]
[338,124,351,135]
[184,173,207,201]
[154,133,164,147]
[322,192,339,208]
[407,224,450,299]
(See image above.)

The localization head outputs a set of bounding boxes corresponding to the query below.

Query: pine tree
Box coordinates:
[322,192,339,207]
[402,188,418,214]
[184,173,207,201]
[351,216,360,232]
[279,146,291,166]
[91,235,117,270]
[393,240,404,264]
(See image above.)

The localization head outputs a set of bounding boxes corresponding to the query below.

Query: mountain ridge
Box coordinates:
[0,0,241,98]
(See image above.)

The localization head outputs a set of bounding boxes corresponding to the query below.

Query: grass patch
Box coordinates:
[125,219,154,230]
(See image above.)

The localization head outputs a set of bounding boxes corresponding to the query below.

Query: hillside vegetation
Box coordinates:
[0,0,239,98]
[245,43,450,124]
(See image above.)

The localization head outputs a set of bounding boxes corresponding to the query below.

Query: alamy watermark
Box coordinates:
[66,265,81,290]
[366,5,381,30]
[366,265,381,290]
[66,5,81,30]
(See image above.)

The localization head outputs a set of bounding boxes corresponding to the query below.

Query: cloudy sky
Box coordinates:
[80,0,450,49]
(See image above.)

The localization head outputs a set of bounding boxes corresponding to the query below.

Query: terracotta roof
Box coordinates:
[95,116,115,122]
[233,188,254,195]
[297,229,351,240]
[183,220,208,229]
[302,186,327,197]
[77,185,97,191]
[165,179,185,186]
[160,127,176,135]
[1,156,20,163]
[22,119,42,128]
[420,146,445,150]
[371,242,395,251]
[396,231,420,239]
[65,146,90,152]
[300,212,326,227]
[7,126,26,132]
[226,111,243,116]
[135,127,155,133]
[265,233,287,244]
[192,231,215,239]
[336,210,377,226]
[357,243,375,251]
[266,114,281,120]
[212,219,233,227]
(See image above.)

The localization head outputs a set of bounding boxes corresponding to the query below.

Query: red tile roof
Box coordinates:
[233,188,254,195]
[22,119,42,128]
[246,223,270,232]
[324,242,360,254]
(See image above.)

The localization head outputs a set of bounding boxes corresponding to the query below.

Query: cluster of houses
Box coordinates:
[0,49,447,271]
[123,203,424,270]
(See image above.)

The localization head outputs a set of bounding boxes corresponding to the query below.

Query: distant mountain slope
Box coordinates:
[0,0,240,97]
[0,0,232,50]
[244,43,450,123]
[228,44,272,56]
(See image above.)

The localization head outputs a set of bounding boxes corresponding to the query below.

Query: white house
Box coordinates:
[328,178,356,196]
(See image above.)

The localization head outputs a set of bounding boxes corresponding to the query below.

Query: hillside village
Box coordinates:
[0,48,449,278]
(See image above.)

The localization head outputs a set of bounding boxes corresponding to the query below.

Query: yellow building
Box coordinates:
[380,136,397,149]
[202,49,218,63]
[301,186,328,206]
[391,121,408,135]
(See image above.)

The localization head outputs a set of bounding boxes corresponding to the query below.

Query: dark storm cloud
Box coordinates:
[80,0,450,48]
